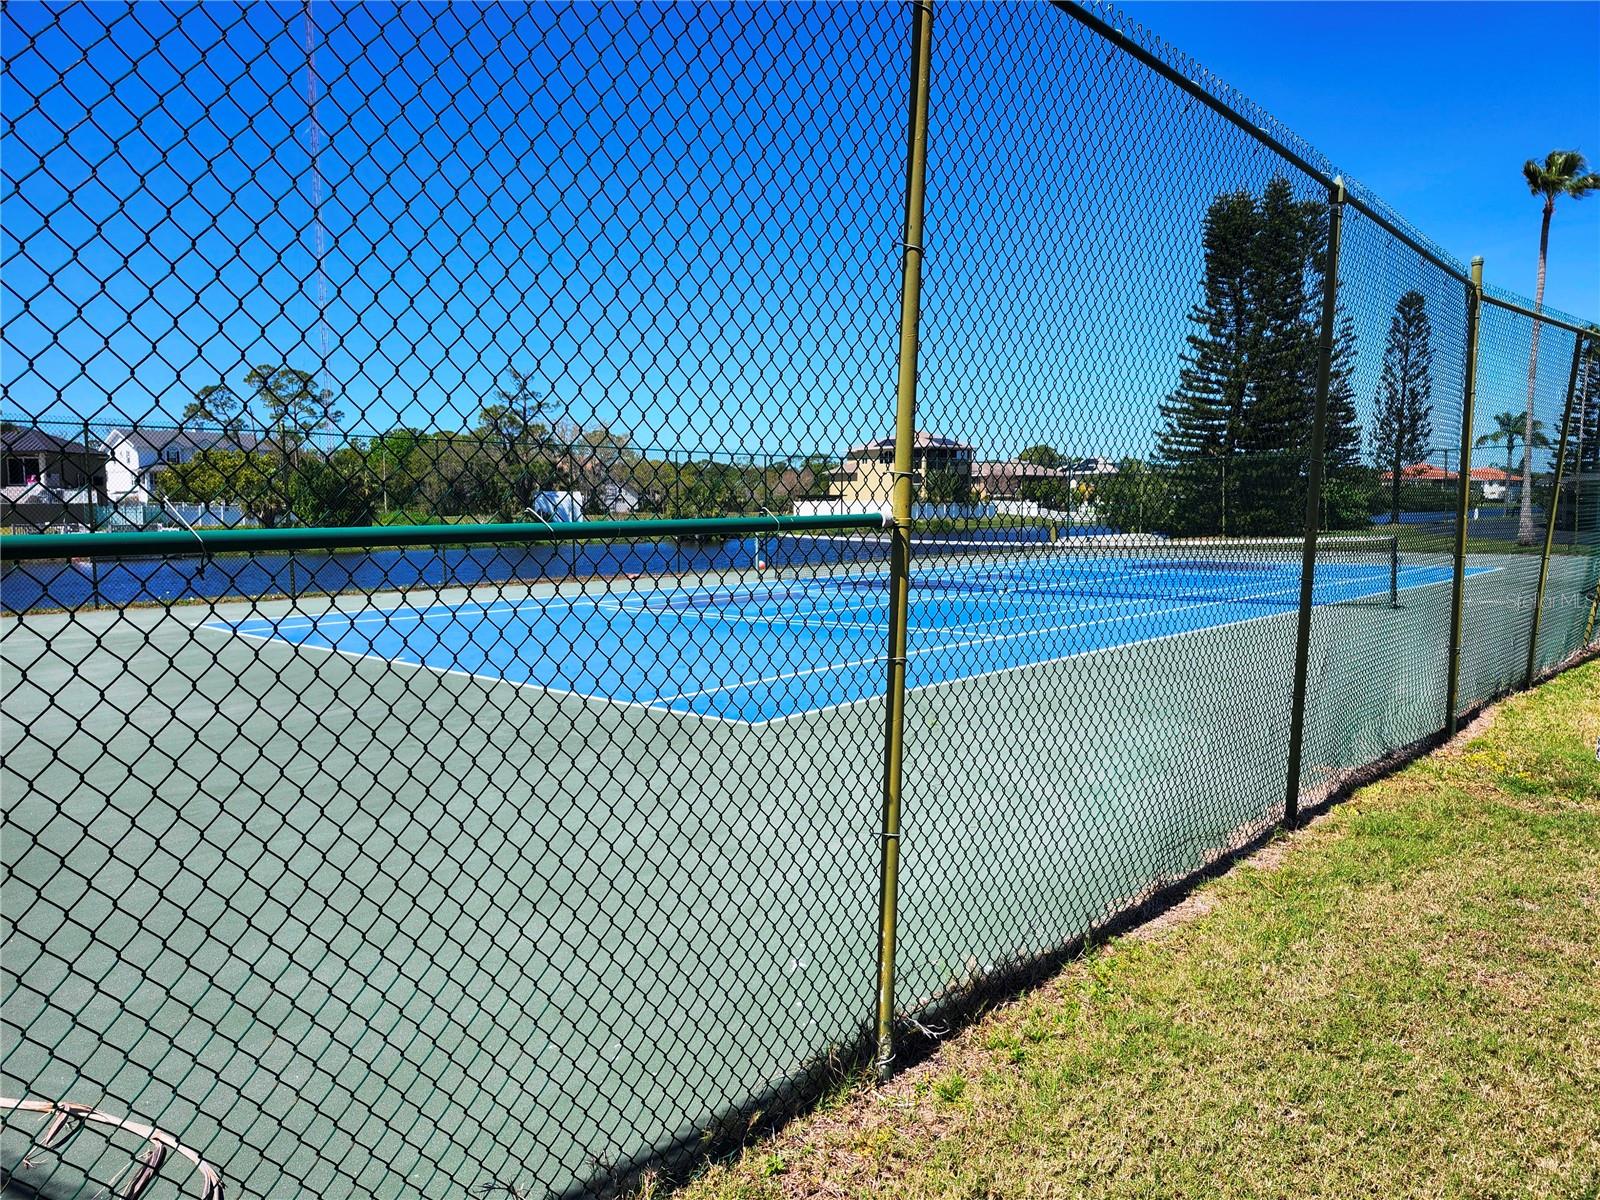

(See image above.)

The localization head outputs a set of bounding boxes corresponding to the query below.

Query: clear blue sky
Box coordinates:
[3,1,1597,464]
[1120,1,1600,321]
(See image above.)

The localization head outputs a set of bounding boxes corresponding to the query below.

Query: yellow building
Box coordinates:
[827,430,975,508]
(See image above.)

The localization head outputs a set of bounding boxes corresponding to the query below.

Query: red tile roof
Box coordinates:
[1380,463,1510,483]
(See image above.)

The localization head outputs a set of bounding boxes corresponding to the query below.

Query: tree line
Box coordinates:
[157,177,1593,539]
[160,364,818,527]
[1145,173,1600,541]
[1155,176,1366,536]
[1059,176,1443,538]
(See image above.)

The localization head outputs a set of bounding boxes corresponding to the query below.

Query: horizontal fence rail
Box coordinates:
[2,1,1596,1198]
[0,513,887,561]
[1479,288,1598,338]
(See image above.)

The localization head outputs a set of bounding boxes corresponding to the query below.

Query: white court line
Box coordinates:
[600,586,1183,646]
[649,648,889,706]
[242,575,886,634]
[646,590,1200,709]
[207,561,1496,730]
[906,590,1176,634]
[199,623,758,730]
[743,561,1499,728]
[599,606,894,636]
[653,563,1462,717]
[646,581,1311,708]
[594,589,891,626]
[226,558,1267,637]
[224,584,893,646]
[593,573,1204,637]
[228,593,602,635]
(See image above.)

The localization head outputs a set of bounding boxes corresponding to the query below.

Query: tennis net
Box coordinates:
[756,533,1401,608]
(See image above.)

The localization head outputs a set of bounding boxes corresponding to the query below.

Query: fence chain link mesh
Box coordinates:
[3,2,1596,1197]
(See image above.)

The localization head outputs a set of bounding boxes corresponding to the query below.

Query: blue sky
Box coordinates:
[2,1,1596,465]
[1119,1,1600,322]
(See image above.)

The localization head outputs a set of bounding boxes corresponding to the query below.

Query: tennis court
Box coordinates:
[208,537,1468,725]
[0,541,1560,1197]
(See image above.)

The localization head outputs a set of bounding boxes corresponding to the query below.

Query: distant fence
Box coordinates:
[791,499,1000,520]
[97,502,254,530]
[2,2,1596,1199]
[2,536,786,615]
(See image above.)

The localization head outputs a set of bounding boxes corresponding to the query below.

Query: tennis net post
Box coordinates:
[1388,531,1400,609]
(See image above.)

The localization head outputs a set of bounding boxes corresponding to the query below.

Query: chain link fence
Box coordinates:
[3,2,1596,1197]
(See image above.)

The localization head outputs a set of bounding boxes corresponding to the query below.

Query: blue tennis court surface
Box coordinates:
[209,547,1480,725]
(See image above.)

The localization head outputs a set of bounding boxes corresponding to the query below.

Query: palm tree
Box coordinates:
[1517,150,1600,543]
[1476,411,1551,515]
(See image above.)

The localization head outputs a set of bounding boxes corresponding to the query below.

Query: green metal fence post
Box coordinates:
[874,0,933,1080]
[1282,177,1345,827]
[1445,256,1484,734]
[1523,331,1587,687]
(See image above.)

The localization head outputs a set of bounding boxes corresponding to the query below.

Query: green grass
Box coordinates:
[1388,524,1596,557]
[665,659,1600,1200]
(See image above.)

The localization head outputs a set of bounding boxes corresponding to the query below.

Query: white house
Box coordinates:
[102,427,260,502]
[590,481,640,516]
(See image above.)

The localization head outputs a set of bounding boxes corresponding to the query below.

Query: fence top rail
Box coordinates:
[1050,3,1343,196]
[1479,287,1600,337]
[1055,0,1599,313]
[0,513,888,563]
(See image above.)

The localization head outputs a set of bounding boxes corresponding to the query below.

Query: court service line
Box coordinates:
[592,594,892,629]
[613,608,895,635]
[603,577,1191,637]
[647,581,1313,708]
[742,563,1482,728]
[231,593,604,635]
[199,623,760,730]
[206,562,1491,729]
[243,578,885,635]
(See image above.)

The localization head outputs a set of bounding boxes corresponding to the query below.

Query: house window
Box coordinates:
[163,447,183,464]
[4,456,41,487]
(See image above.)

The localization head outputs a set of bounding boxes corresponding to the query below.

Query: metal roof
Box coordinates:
[845,430,972,456]
[103,426,262,455]
[0,427,100,456]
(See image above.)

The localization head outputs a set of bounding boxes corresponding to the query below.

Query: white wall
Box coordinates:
[991,499,1065,518]
[102,501,252,529]
[911,502,996,520]
[792,498,884,518]
[791,498,997,520]
[103,441,148,502]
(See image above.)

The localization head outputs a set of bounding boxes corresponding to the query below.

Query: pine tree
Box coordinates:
[1573,335,1600,475]
[1157,189,1258,535]
[1318,311,1370,529]
[1323,313,1364,474]
[1159,176,1359,536]
[1369,291,1435,528]
[1286,195,1366,529]
[1231,177,1317,535]
[1562,332,1600,537]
